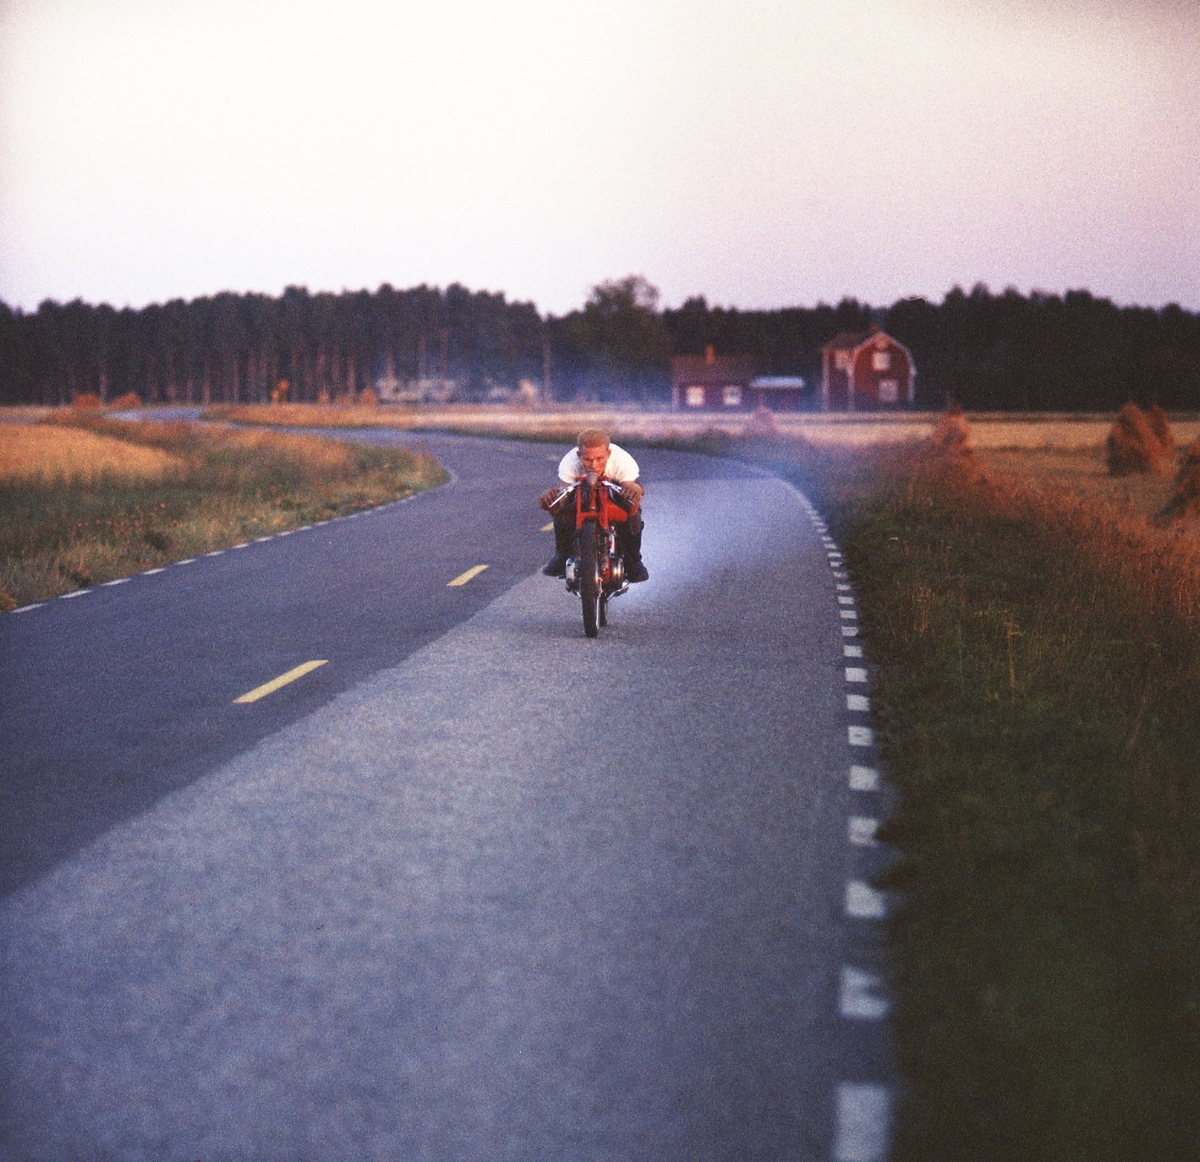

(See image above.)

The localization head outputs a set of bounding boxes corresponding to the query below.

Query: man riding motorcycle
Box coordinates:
[538,428,649,583]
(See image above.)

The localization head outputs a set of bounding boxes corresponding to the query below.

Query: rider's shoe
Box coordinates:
[542,553,567,577]
[627,558,649,583]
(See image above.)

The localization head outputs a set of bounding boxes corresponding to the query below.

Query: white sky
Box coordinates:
[1,0,1197,314]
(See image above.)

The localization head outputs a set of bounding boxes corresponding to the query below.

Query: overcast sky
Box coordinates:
[1,0,1197,315]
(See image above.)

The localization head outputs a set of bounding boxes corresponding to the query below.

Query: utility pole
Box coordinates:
[439,328,448,394]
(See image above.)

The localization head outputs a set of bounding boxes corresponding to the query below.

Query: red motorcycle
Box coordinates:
[554,473,631,638]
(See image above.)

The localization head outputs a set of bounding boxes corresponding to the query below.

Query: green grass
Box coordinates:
[0,417,447,607]
[740,437,1200,1160]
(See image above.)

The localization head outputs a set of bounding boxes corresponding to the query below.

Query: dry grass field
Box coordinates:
[0,423,185,483]
[205,400,1200,451]
[713,427,1200,1160]
[976,445,1197,526]
[0,416,445,608]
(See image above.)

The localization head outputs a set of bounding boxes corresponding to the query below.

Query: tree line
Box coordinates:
[2,278,1197,411]
[0,284,545,407]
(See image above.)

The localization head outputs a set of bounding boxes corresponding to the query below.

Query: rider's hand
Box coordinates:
[619,481,644,505]
[539,486,565,511]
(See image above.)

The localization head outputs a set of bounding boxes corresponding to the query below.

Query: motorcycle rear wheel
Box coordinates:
[578,522,600,638]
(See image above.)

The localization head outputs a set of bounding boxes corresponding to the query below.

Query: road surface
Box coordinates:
[0,433,894,1160]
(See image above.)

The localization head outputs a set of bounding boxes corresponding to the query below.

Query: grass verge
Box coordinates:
[0,416,446,608]
[727,434,1200,1160]
[203,402,421,428]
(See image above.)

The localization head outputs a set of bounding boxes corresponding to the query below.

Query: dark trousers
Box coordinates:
[552,505,644,563]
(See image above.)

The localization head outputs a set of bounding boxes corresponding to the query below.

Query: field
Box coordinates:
[976,444,1200,526]
[708,421,1200,1160]
[0,415,446,608]
[7,403,1198,1153]
[204,399,1200,449]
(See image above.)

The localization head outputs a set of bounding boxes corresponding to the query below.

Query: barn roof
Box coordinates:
[822,327,911,356]
[823,330,870,352]
[670,353,756,386]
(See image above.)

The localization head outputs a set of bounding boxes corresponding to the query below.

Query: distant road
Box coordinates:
[0,432,893,1161]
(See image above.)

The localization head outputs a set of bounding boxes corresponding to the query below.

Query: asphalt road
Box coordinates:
[0,432,894,1161]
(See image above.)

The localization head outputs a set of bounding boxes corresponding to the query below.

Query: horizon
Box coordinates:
[2,0,1198,315]
[3,278,1195,321]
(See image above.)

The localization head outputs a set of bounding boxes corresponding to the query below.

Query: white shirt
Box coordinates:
[557,442,640,484]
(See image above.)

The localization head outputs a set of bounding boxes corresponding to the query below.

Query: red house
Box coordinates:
[820,327,915,411]
[670,347,807,411]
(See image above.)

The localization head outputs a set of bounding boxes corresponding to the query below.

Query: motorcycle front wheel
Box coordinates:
[578,522,600,638]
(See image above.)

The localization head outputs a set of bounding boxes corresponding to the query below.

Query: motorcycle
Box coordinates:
[551,473,632,638]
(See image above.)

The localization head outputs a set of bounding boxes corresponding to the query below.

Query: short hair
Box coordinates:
[576,428,611,451]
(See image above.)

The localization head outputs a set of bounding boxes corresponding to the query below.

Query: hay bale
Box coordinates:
[1106,403,1163,476]
[926,405,973,456]
[358,388,380,407]
[918,406,979,482]
[1177,436,1200,477]
[108,392,142,410]
[1160,449,1200,521]
[1146,405,1176,455]
[71,392,103,410]
[743,406,779,441]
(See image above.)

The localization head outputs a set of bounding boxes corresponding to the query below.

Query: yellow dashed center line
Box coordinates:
[540,522,554,532]
[234,660,328,704]
[447,564,489,587]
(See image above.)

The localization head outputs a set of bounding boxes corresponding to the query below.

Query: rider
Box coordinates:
[539,428,649,583]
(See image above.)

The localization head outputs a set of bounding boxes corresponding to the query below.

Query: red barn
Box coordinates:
[670,348,755,410]
[820,327,915,411]
[670,347,807,411]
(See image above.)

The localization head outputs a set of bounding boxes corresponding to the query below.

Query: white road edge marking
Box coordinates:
[848,725,873,746]
[60,590,91,599]
[845,667,868,682]
[844,644,864,658]
[839,967,890,1020]
[101,578,131,587]
[845,880,886,919]
[848,816,879,846]
[849,765,880,791]
[834,1082,892,1162]
[847,694,870,712]
[12,603,45,613]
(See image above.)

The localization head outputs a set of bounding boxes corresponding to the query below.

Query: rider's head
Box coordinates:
[576,429,611,477]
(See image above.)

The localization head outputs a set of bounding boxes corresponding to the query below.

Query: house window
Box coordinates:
[723,385,742,407]
[835,351,852,372]
[872,350,891,371]
[878,379,899,403]
[685,385,706,408]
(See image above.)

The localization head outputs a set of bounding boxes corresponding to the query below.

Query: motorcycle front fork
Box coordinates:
[565,529,620,591]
